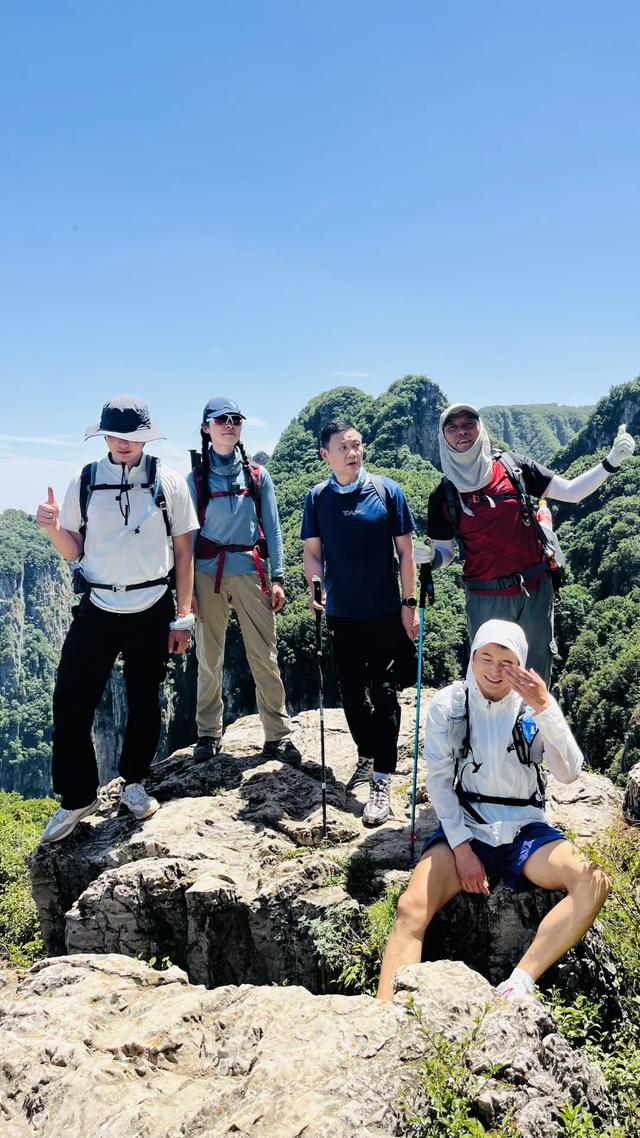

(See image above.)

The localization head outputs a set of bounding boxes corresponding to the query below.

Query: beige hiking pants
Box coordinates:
[194,569,291,741]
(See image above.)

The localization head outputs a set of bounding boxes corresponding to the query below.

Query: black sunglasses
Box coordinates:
[210,414,244,427]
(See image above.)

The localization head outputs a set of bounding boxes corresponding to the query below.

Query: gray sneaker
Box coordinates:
[362,778,391,827]
[40,799,99,844]
[121,783,159,820]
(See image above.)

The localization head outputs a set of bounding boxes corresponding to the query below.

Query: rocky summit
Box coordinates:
[27,699,620,993]
[0,699,622,1136]
[0,955,613,1138]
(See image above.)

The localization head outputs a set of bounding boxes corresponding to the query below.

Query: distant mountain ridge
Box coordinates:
[480,403,594,465]
[270,375,593,473]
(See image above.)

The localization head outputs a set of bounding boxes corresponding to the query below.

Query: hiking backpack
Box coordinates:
[447,679,547,823]
[189,450,270,594]
[442,450,565,594]
[73,454,173,594]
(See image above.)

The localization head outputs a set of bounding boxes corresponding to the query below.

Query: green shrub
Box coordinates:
[400,1003,520,1137]
[301,879,405,994]
[0,791,57,965]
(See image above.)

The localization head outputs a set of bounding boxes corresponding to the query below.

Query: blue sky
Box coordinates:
[2,1,639,510]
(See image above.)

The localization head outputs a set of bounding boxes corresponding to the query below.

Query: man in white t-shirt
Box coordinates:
[36,395,199,842]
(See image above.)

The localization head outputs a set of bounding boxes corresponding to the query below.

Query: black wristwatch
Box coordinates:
[271,576,284,586]
[401,597,417,608]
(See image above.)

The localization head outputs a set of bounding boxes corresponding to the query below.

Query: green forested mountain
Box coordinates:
[1,373,637,796]
[0,511,71,796]
[480,403,593,465]
[553,376,640,466]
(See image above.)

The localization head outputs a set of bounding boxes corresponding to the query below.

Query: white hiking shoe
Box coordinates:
[40,799,99,844]
[363,778,391,827]
[121,782,159,820]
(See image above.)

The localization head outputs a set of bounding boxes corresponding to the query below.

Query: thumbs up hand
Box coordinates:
[36,487,60,530]
[606,424,636,469]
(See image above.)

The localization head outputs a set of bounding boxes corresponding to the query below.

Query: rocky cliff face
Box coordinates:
[0,512,73,796]
[554,375,640,466]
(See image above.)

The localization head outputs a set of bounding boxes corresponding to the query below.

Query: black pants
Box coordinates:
[52,591,174,808]
[327,612,402,774]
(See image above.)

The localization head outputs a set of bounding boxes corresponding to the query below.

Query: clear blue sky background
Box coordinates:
[2,1,639,510]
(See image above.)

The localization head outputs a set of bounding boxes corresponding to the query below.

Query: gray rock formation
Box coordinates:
[623,760,640,824]
[0,954,613,1138]
[28,700,621,996]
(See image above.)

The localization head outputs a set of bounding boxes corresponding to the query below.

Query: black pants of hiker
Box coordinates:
[327,611,402,775]
[52,590,174,809]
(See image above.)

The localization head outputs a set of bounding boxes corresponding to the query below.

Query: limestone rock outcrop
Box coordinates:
[0,954,613,1138]
[29,700,621,994]
[623,760,640,824]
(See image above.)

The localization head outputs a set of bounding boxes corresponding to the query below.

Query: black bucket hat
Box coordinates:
[84,395,166,442]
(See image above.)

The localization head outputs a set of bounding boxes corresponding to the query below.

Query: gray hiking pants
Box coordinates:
[465,571,556,684]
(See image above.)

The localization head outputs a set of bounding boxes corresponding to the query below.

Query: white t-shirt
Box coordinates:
[59,454,199,613]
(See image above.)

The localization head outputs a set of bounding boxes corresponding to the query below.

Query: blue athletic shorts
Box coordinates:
[421,821,567,893]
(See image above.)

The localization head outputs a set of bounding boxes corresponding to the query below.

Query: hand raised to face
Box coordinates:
[501,663,550,714]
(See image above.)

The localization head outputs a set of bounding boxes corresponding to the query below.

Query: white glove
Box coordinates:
[606,423,636,468]
[415,540,435,565]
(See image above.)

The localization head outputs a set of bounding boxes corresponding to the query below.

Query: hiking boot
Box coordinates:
[262,738,302,767]
[362,778,391,827]
[40,799,99,844]
[121,782,159,820]
[193,735,222,762]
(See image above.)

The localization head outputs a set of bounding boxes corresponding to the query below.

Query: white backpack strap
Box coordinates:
[448,680,469,766]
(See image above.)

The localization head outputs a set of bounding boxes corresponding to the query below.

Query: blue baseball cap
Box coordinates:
[202,397,246,423]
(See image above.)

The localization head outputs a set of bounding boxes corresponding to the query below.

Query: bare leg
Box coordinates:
[517,840,610,982]
[377,842,462,1001]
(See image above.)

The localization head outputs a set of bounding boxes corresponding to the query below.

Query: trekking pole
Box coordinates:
[312,575,328,842]
[409,560,435,862]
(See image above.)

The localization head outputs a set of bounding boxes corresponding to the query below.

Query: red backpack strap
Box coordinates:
[246,463,263,524]
[245,463,269,559]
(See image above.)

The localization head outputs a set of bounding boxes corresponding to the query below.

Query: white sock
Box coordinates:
[372,772,390,784]
[496,967,535,999]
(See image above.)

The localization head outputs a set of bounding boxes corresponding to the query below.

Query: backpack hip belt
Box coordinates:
[74,574,171,594]
[195,535,270,595]
[463,560,549,594]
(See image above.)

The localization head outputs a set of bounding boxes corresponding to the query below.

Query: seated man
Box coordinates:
[377,619,610,1001]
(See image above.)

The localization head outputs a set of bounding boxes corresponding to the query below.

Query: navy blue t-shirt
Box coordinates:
[300,476,415,618]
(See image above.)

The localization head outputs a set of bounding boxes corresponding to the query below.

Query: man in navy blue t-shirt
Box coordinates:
[301,418,418,826]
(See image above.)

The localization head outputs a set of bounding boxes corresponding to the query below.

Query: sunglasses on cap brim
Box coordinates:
[208,414,244,426]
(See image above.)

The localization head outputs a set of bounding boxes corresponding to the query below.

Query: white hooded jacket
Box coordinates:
[425,620,583,849]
